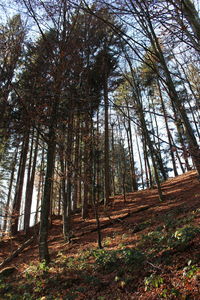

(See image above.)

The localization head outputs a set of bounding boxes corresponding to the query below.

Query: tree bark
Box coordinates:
[157,79,178,177]
[39,114,56,262]
[3,146,19,233]
[11,130,29,235]
[104,72,111,205]
[24,130,39,233]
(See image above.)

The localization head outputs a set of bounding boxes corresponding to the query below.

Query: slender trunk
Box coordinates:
[174,112,191,172]
[145,143,153,188]
[125,100,138,190]
[135,130,145,189]
[181,0,200,47]
[78,123,84,209]
[111,123,116,196]
[91,120,102,248]
[11,130,30,235]
[82,116,90,219]
[23,130,34,230]
[135,89,164,198]
[170,134,185,174]
[60,154,67,239]
[124,50,163,197]
[149,96,168,181]
[172,54,200,140]
[58,184,61,216]
[73,116,80,211]
[104,73,110,205]
[3,146,19,233]
[63,114,73,242]
[96,110,101,203]
[157,80,178,177]
[147,16,200,177]
[24,130,39,233]
[140,108,163,199]
[39,112,56,262]
[35,146,45,224]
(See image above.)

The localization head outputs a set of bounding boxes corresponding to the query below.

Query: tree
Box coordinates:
[122,0,200,178]
[0,14,24,168]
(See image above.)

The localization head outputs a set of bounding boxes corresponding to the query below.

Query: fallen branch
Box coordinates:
[146,261,162,270]
[0,235,35,269]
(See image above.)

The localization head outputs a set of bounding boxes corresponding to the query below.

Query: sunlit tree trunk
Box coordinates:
[135,129,145,189]
[157,80,178,177]
[35,146,45,224]
[11,129,30,235]
[3,146,19,234]
[73,116,80,211]
[104,70,111,205]
[125,99,138,191]
[39,101,57,262]
[147,14,200,176]
[24,130,39,233]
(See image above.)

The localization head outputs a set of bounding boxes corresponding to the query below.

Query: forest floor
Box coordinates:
[1,170,200,299]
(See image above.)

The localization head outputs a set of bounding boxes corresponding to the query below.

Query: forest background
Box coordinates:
[0,0,200,263]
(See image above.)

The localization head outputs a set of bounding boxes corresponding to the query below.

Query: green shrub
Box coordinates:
[162,212,195,231]
[144,274,164,291]
[92,248,145,272]
[120,248,145,267]
[139,225,200,254]
[93,249,120,272]
[66,255,89,270]
[140,230,166,252]
[169,225,200,249]
[103,237,112,247]
[159,288,181,299]
[183,260,200,279]
[25,261,49,279]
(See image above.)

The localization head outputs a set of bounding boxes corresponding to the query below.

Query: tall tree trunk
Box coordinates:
[11,130,30,235]
[129,0,200,177]
[157,80,178,177]
[24,130,39,233]
[111,123,116,195]
[96,110,101,203]
[3,146,19,234]
[125,99,138,190]
[91,122,102,249]
[173,106,191,172]
[60,153,67,240]
[146,14,200,177]
[104,71,110,205]
[62,114,73,242]
[73,116,80,211]
[35,146,45,224]
[138,103,164,200]
[143,137,153,189]
[180,0,200,47]
[82,116,90,219]
[135,129,145,189]
[149,96,168,181]
[39,113,56,262]
[124,51,163,197]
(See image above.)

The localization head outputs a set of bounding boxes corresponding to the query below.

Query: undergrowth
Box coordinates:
[1,208,200,299]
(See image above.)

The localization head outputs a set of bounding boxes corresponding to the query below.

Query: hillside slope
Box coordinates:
[1,170,200,299]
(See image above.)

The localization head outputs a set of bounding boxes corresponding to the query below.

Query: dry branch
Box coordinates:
[0,235,35,269]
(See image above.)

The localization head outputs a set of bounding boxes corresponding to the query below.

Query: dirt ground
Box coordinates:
[1,170,200,299]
